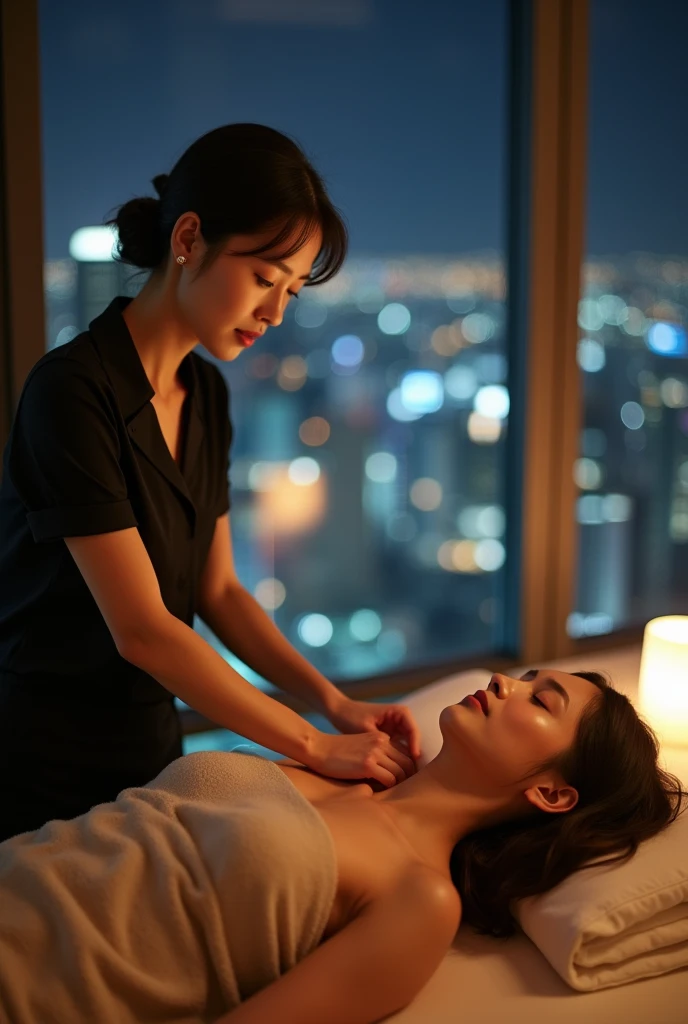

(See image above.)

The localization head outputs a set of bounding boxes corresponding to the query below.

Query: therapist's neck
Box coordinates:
[122,272,197,401]
[372,750,526,870]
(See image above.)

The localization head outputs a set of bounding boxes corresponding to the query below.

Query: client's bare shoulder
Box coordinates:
[274,758,457,942]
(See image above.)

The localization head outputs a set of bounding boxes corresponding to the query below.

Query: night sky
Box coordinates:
[39,0,688,263]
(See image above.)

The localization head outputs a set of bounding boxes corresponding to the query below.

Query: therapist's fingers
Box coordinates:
[399,707,422,761]
[381,705,422,762]
[389,734,415,767]
[384,738,417,779]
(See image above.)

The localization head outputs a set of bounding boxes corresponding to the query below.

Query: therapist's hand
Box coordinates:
[309,729,418,789]
[326,697,422,763]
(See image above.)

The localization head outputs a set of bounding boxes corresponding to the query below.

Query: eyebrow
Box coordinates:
[522,669,570,711]
[259,257,310,280]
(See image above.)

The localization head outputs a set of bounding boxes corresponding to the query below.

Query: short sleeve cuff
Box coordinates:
[27,500,138,543]
[215,492,231,517]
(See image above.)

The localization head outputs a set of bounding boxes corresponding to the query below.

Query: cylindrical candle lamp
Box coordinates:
[638,616,688,748]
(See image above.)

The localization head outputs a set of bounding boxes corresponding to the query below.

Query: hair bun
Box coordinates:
[108,195,164,269]
[152,173,170,199]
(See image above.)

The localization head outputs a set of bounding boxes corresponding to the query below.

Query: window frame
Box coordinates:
[0,0,46,450]
[519,0,590,665]
[0,0,644,734]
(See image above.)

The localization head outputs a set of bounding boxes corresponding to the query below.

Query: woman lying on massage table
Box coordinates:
[0,666,684,1024]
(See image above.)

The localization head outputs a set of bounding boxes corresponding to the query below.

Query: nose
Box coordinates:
[489,672,513,698]
[256,291,287,329]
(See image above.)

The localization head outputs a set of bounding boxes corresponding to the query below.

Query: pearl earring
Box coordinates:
[176,255,187,265]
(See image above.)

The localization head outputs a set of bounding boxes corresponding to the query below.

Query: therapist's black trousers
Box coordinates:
[0,686,183,843]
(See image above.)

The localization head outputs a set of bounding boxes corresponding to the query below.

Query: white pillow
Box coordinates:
[402,668,688,991]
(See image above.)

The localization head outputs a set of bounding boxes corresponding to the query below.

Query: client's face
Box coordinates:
[438,668,600,813]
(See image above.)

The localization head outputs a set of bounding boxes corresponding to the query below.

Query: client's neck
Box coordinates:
[372,753,515,872]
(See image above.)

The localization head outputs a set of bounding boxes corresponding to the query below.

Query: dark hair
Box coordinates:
[450,671,688,938]
[104,123,348,287]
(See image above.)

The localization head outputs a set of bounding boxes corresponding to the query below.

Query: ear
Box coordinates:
[523,781,579,815]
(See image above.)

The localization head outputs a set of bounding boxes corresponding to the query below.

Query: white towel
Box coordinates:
[514,805,688,990]
[0,750,337,1023]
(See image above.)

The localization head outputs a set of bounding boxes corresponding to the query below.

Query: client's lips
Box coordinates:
[472,690,489,715]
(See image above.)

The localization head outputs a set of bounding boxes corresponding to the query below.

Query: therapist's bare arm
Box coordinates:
[64,527,318,764]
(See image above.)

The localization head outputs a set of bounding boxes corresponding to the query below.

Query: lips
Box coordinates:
[235,330,261,346]
[472,690,489,715]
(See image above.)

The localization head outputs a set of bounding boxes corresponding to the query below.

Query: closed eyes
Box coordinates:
[521,667,569,712]
[530,694,548,710]
[255,274,300,300]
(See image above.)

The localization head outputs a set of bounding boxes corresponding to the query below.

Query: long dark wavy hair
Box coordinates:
[450,670,688,938]
[104,122,348,287]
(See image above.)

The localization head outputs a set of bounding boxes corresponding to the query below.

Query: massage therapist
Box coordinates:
[0,123,421,842]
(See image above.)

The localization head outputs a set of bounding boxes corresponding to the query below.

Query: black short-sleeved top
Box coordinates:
[0,294,233,706]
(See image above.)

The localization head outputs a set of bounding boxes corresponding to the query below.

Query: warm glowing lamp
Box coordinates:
[638,616,688,748]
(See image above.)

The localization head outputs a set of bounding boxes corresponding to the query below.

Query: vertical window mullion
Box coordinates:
[0,0,46,455]
[549,0,590,658]
[516,0,589,664]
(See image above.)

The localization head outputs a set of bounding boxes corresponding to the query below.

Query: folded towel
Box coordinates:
[402,667,688,991]
[514,805,688,990]
[0,750,337,1024]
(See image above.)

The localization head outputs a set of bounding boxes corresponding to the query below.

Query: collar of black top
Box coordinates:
[88,295,200,422]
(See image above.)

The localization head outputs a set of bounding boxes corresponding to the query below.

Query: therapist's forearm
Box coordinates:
[198,584,346,718]
[121,612,321,765]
